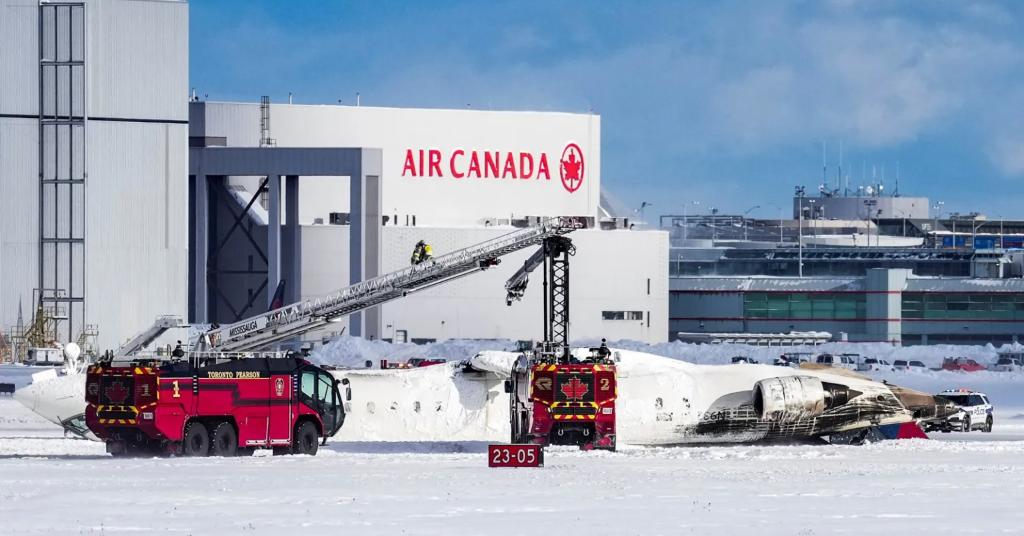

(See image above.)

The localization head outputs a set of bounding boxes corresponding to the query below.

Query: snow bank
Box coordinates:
[312,336,516,369]
[468,351,517,375]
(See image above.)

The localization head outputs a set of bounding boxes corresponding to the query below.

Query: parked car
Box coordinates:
[893,359,928,371]
[988,357,1024,372]
[941,357,985,372]
[815,353,858,370]
[731,356,759,364]
[774,352,815,367]
[857,358,895,372]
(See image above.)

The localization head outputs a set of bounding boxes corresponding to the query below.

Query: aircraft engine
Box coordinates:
[752,376,827,422]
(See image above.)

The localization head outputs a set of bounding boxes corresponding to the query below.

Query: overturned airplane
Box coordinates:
[14,347,958,447]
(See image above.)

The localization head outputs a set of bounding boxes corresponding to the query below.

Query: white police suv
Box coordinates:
[925,389,993,433]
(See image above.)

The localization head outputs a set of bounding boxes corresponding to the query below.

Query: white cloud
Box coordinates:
[989,137,1024,175]
[204,1,1024,183]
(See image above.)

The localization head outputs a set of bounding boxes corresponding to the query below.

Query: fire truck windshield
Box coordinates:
[299,367,345,437]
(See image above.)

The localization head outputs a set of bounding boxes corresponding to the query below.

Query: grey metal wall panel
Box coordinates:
[85,121,188,349]
[195,102,263,147]
[188,102,206,137]
[0,0,39,116]
[0,118,40,329]
[86,0,188,121]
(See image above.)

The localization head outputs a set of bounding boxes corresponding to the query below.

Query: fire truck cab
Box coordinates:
[85,354,348,457]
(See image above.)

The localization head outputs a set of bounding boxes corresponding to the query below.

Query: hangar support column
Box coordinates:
[267,175,281,309]
[190,173,210,323]
[349,149,384,339]
[285,175,301,305]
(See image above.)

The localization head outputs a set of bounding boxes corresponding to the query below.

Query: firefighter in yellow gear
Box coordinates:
[411,240,433,265]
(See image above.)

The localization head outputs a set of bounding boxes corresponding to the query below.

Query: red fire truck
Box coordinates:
[508,343,617,450]
[503,236,618,451]
[85,353,349,457]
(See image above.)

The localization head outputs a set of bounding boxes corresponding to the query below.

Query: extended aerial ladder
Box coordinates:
[113,217,588,358]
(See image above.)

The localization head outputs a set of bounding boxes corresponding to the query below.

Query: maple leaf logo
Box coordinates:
[560,377,589,400]
[559,143,584,193]
[104,381,130,405]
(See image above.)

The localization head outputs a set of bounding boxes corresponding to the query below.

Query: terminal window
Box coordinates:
[902,293,1024,320]
[603,311,644,321]
[743,292,867,320]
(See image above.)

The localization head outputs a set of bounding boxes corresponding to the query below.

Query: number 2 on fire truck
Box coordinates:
[600,378,610,391]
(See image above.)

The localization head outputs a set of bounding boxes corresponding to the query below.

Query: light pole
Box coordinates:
[951,212,959,248]
[743,205,760,241]
[970,213,984,248]
[863,199,878,247]
[682,201,699,241]
[709,206,719,243]
[932,201,945,247]
[766,202,783,244]
[998,214,1004,247]
[894,208,907,237]
[795,186,805,277]
[637,202,651,229]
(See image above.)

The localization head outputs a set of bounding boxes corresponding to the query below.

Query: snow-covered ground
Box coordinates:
[3,396,1024,534]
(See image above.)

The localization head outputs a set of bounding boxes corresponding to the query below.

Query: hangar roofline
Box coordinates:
[194,100,600,118]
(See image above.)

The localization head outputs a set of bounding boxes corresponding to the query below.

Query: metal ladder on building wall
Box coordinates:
[115,217,587,357]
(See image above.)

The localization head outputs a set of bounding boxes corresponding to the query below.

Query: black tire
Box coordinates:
[237,447,255,456]
[182,421,210,457]
[211,422,238,457]
[293,421,319,456]
[962,416,971,433]
[984,417,993,433]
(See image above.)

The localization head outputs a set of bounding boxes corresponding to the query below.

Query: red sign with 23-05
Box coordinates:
[488,444,544,468]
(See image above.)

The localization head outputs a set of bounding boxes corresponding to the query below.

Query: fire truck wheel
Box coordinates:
[211,422,238,457]
[182,421,210,457]
[293,421,319,456]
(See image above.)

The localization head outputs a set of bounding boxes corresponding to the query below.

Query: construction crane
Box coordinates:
[113,216,588,358]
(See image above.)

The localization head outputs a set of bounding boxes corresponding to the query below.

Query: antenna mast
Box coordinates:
[837,141,842,195]
[822,141,827,197]
[895,161,900,197]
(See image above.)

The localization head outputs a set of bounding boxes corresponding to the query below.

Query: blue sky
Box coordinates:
[190,0,1024,220]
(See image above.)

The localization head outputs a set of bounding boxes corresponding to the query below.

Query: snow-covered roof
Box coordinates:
[904,278,1024,293]
[670,277,864,292]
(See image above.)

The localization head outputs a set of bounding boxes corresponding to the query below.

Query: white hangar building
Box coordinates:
[189,101,669,345]
[0,0,666,352]
[0,0,188,353]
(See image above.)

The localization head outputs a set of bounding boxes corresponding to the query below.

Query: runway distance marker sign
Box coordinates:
[488,444,544,468]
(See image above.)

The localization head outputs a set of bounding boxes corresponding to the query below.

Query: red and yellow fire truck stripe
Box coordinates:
[90,366,159,425]
[551,401,600,420]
